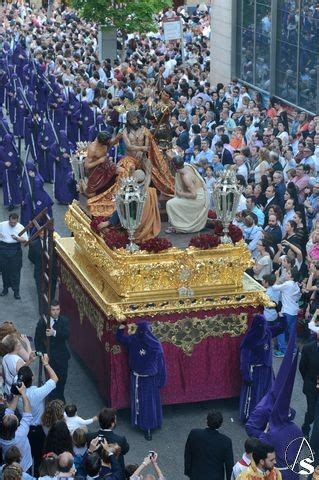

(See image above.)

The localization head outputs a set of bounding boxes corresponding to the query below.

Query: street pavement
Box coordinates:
[0,188,308,480]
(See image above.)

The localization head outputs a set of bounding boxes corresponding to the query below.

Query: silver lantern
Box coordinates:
[115,177,147,253]
[212,167,243,243]
[70,142,89,192]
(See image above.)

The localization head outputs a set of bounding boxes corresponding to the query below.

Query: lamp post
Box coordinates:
[212,168,242,243]
[115,177,147,253]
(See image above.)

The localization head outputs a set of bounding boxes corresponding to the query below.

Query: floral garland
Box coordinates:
[90,217,172,253]
[189,233,221,249]
[90,212,242,253]
[190,210,243,248]
[139,237,172,253]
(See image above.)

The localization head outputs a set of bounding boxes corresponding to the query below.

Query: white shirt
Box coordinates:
[263,286,281,322]
[2,353,22,394]
[283,209,295,232]
[237,163,248,182]
[64,413,95,434]
[272,281,301,315]
[237,194,248,213]
[231,453,251,480]
[0,410,33,471]
[0,221,28,243]
[26,379,56,425]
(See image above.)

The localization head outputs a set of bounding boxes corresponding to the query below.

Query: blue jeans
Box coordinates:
[277,314,297,353]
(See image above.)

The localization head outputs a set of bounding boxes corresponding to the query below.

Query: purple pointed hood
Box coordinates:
[240,314,271,357]
[132,321,164,354]
[245,317,295,437]
[269,348,299,428]
[26,160,37,174]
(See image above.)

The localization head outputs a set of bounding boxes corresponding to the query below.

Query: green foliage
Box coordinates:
[71,0,172,33]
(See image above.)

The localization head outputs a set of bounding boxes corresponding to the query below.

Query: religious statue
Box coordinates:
[85,131,122,198]
[145,86,174,152]
[165,155,209,233]
[122,110,151,187]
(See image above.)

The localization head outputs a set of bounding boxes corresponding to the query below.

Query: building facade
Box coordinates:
[210,0,319,113]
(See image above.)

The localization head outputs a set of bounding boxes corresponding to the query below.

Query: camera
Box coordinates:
[35,351,43,357]
[98,435,104,444]
[10,375,23,395]
[149,451,155,459]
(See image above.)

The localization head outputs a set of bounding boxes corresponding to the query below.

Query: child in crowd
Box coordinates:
[72,428,88,478]
[64,404,98,434]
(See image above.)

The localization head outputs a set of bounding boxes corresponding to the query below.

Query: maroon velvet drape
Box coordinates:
[59,261,259,408]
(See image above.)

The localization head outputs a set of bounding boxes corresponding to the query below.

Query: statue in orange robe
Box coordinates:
[87,103,175,217]
[85,132,120,198]
[88,111,161,242]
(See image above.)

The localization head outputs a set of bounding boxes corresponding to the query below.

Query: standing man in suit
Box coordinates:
[299,317,319,437]
[263,185,279,228]
[28,230,58,314]
[176,122,190,152]
[34,300,70,401]
[184,410,234,480]
[87,407,129,479]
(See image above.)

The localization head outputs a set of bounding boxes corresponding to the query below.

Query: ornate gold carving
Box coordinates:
[61,264,105,340]
[64,202,255,302]
[127,313,248,355]
[56,202,269,320]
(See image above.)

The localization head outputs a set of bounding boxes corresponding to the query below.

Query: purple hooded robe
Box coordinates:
[239,314,286,423]
[50,130,74,204]
[0,134,21,206]
[245,323,296,438]
[259,350,302,480]
[20,163,53,227]
[37,120,56,182]
[117,321,167,431]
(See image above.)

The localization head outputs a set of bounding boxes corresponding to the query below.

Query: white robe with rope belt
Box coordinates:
[166,164,209,233]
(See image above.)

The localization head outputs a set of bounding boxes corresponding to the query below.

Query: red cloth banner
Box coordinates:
[59,261,259,408]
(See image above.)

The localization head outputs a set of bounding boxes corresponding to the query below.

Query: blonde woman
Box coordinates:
[254,147,270,183]
[1,334,33,395]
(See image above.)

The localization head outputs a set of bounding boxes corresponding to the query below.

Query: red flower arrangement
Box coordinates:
[90,216,106,233]
[208,210,217,219]
[210,219,224,236]
[104,228,128,249]
[229,224,243,243]
[139,237,172,253]
[189,233,221,249]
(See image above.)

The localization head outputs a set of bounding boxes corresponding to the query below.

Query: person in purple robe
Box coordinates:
[72,100,95,142]
[6,73,18,125]
[117,321,167,441]
[0,134,21,209]
[88,115,113,142]
[13,45,28,82]
[35,71,50,114]
[0,109,11,140]
[65,91,80,145]
[20,161,54,227]
[0,62,8,106]
[245,323,296,438]
[50,130,75,204]
[13,88,27,138]
[259,351,302,480]
[239,314,286,423]
[37,120,56,182]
